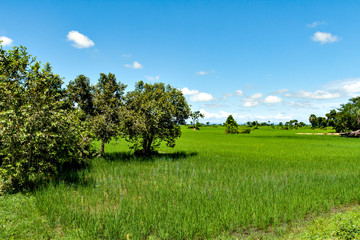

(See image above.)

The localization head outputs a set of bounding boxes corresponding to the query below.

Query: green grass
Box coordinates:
[2,126,360,239]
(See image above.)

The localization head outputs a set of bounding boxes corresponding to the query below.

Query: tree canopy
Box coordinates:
[0,45,93,192]
[122,81,190,154]
[92,73,126,155]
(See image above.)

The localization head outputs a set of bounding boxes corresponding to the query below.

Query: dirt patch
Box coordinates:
[296,133,340,136]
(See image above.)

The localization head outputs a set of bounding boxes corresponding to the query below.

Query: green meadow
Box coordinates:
[2,126,360,239]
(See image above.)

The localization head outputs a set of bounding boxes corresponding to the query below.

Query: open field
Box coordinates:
[2,126,360,239]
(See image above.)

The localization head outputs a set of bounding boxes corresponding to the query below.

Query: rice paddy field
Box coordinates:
[2,126,360,239]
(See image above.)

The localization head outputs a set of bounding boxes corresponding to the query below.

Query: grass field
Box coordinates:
[2,126,360,239]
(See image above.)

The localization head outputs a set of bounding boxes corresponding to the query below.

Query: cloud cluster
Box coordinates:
[145,75,160,81]
[0,36,13,46]
[181,87,214,102]
[67,31,94,48]
[125,61,143,69]
[285,90,340,99]
[235,90,244,96]
[242,93,264,107]
[264,95,282,103]
[311,31,339,44]
[325,78,360,97]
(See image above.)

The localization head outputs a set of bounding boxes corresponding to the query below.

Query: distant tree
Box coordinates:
[122,81,190,155]
[317,117,327,128]
[225,115,239,134]
[206,121,210,126]
[190,110,204,130]
[251,120,259,127]
[309,114,318,128]
[298,122,306,127]
[92,73,126,155]
[330,97,360,132]
[325,109,337,127]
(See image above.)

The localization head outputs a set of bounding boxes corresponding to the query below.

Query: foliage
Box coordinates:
[122,81,190,154]
[239,127,251,133]
[313,97,360,132]
[280,119,305,130]
[332,97,360,132]
[224,115,239,134]
[66,74,95,116]
[289,206,360,239]
[190,110,204,130]
[92,73,126,155]
[0,45,93,192]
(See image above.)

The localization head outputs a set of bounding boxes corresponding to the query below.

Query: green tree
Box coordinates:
[331,97,360,132]
[122,81,190,155]
[325,109,337,127]
[309,114,318,128]
[190,111,204,130]
[67,74,95,116]
[92,73,126,155]
[224,115,239,134]
[0,45,93,192]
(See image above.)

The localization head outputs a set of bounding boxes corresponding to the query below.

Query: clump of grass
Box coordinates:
[0,193,55,239]
[286,206,360,239]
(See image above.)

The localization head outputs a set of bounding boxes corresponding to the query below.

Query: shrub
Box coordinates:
[224,115,239,134]
[0,45,94,193]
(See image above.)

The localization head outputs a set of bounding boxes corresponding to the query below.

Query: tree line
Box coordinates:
[0,45,191,192]
[309,97,360,132]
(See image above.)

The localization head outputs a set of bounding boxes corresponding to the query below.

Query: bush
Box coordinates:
[224,115,239,134]
[239,128,251,134]
[0,45,94,193]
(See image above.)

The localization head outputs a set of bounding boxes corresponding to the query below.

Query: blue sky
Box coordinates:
[2,0,360,123]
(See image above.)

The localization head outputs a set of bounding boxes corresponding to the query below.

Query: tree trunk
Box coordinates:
[142,136,153,155]
[100,139,105,156]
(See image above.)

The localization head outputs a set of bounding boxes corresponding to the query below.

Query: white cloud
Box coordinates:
[243,101,259,108]
[273,89,289,94]
[180,87,213,102]
[200,109,231,119]
[264,95,282,103]
[307,21,326,28]
[341,79,360,93]
[311,31,339,44]
[0,36,13,46]
[145,75,160,81]
[125,61,143,69]
[181,87,199,96]
[241,93,263,107]
[285,90,340,99]
[190,92,214,102]
[67,30,94,48]
[250,93,263,99]
[325,78,360,97]
[196,71,208,75]
[122,53,132,58]
[235,90,244,96]
[223,93,233,99]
